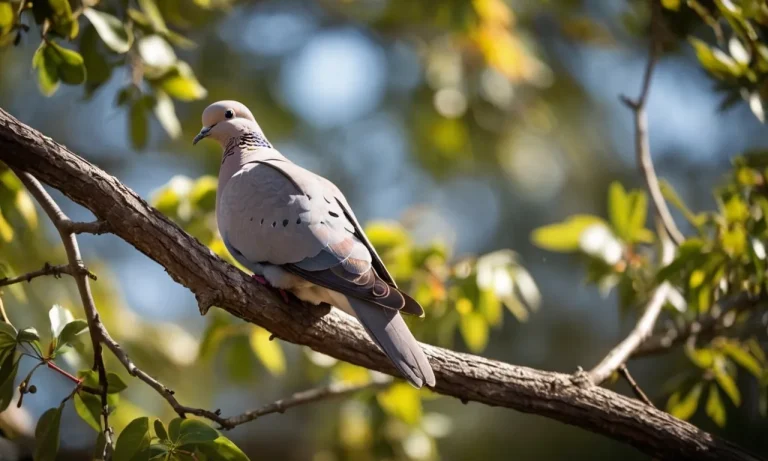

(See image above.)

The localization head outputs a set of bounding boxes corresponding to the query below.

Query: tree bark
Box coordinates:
[0,108,761,461]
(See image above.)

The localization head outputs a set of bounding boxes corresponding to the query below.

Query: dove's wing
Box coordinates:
[218,159,422,316]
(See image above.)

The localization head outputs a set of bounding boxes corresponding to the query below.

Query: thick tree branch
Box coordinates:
[14,171,114,457]
[0,110,762,461]
[0,262,96,287]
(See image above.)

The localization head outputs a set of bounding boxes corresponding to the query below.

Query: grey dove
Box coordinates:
[193,100,436,388]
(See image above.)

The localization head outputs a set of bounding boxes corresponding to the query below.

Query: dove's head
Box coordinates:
[193,100,261,146]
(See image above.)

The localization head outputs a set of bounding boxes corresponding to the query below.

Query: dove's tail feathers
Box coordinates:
[330,292,435,389]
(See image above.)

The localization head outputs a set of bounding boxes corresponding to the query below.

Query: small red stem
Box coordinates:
[46,360,82,385]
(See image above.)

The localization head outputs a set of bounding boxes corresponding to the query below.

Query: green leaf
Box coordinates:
[155,62,207,101]
[196,437,250,461]
[32,42,60,96]
[530,214,606,252]
[667,382,703,420]
[478,288,502,326]
[721,341,762,377]
[226,336,253,383]
[107,372,128,393]
[661,0,680,10]
[0,3,13,38]
[0,209,12,242]
[114,417,151,461]
[626,190,648,243]
[459,311,488,353]
[18,327,40,343]
[686,345,715,369]
[714,369,741,406]
[690,37,743,78]
[706,384,726,427]
[48,0,78,39]
[608,181,630,240]
[176,419,218,446]
[249,327,285,376]
[659,179,705,227]
[47,41,86,85]
[34,407,63,461]
[168,417,182,443]
[83,9,133,54]
[153,419,168,442]
[153,90,181,139]
[130,98,149,150]
[0,352,18,412]
[80,25,113,96]
[137,0,168,33]
[377,383,423,425]
[56,319,88,350]
[74,392,102,432]
[93,431,107,461]
[0,322,18,350]
[190,176,218,212]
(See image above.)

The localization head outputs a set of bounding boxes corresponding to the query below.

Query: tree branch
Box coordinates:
[0,262,96,287]
[0,109,763,461]
[13,171,114,457]
[621,0,685,246]
[219,378,391,429]
[589,219,675,385]
[632,292,764,358]
[619,364,655,407]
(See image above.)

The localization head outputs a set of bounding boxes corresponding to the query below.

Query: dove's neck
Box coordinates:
[217,131,286,207]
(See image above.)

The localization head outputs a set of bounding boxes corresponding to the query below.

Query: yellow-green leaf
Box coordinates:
[714,369,741,406]
[608,181,630,240]
[0,3,13,38]
[156,62,207,101]
[0,209,13,242]
[137,0,167,33]
[129,98,149,150]
[531,214,606,252]
[32,42,60,96]
[83,8,133,54]
[689,37,743,78]
[47,41,86,85]
[721,341,762,377]
[659,179,705,227]
[49,0,78,39]
[686,345,714,369]
[153,90,181,139]
[662,0,680,10]
[706,384,726,427]
[667,383,703,420]
[722,225,747,257]
[249,327,285,376]
[74,392,102,432]
[459,311,488,352]
[15,190,37,229]
[477,288,502,326]
[377,383,423,425]
[626,190,648,243]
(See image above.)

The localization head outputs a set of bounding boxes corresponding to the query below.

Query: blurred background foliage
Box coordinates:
[2,0,768,459]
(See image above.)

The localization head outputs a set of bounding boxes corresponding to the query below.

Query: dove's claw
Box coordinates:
[279,289,291,303]
[251,275,291,303]
[251,274,268,285]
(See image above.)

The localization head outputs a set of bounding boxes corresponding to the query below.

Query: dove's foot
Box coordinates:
[251,274,292,303]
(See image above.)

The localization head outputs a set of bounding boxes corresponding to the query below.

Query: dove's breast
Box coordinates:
[218,162,328,266]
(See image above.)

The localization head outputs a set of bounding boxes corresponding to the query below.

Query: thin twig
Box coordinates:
[0,262,96,288]
[14,171,113,458]
[218,378,392,429]
[618,364,654,407]
[588,219,675,385]
[621,0,684,246]
[633,292,764,357]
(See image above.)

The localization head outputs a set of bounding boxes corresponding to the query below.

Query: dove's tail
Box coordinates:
[329,292,435,389]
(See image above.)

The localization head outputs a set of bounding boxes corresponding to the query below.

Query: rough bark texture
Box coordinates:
[0,108,762,461]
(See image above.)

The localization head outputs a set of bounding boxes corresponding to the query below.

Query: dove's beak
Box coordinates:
[193,125,214,145]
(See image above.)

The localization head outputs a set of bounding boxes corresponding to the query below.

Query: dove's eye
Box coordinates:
[225,109,235,119]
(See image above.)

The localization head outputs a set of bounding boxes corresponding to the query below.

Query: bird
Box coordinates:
[193,100,436,388]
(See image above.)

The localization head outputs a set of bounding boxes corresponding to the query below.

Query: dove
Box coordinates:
[193,100,435,388]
